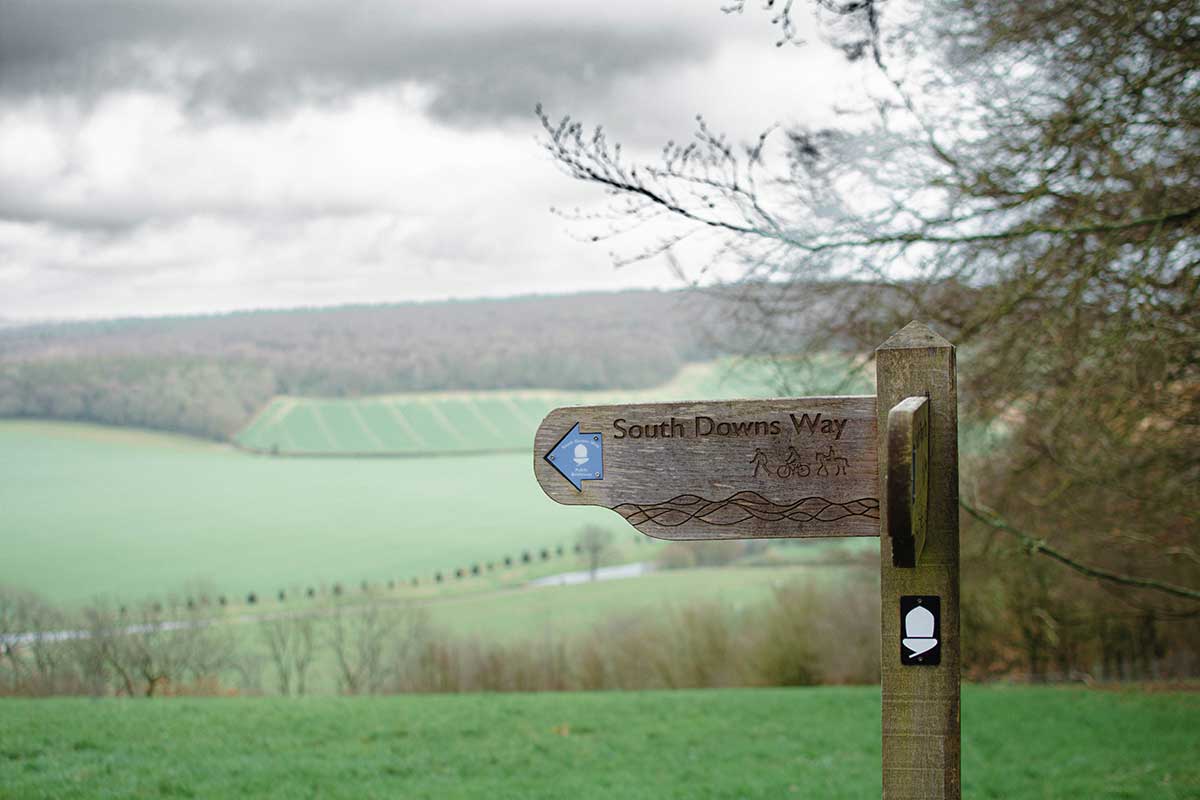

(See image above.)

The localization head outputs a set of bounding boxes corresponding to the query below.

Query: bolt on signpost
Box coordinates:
[533,321,960,799]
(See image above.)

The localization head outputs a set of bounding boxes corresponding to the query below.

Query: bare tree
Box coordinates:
[539,0,1198,639]
[259,613,317,696]
[0,586,76,695]
[326,593,428,695]
[576,526,615,580]
[78,596,235,697]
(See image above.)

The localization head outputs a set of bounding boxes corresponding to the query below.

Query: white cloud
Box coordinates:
[0,1,867,320]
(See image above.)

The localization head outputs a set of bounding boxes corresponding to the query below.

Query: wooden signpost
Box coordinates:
[533,321,960,799]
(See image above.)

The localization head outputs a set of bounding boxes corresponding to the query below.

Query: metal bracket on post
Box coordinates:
[887,396,929,568]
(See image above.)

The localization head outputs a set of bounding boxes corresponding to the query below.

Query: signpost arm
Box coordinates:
[876,322,960,800]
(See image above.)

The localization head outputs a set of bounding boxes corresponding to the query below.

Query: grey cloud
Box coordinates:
[0,180,391,234]
[0,0,720,125]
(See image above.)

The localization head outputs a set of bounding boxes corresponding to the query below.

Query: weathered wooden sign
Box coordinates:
[534,397,878,540]
[532,321,961,799]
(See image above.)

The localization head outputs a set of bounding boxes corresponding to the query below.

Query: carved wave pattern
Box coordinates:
[613,491,881,528]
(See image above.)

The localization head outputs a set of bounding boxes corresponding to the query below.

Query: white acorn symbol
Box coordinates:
[902,605,937,657]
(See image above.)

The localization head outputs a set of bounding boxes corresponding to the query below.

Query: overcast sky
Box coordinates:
[0,0,861,320]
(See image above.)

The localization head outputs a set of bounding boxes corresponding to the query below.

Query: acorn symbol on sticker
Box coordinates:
[902,605,937,657]
[573,443,589,465]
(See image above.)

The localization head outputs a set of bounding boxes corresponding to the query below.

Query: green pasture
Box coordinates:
[235,358,871,456]
[423,562,866,639]
[0,418,864,610]
[2,686,1195,799]
[0,356,874,606]
[0,421,620,606]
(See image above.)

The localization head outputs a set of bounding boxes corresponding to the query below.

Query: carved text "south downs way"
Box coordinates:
[611,413,850,441]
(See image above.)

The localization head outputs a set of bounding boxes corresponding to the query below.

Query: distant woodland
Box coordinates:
[0,291,745,440]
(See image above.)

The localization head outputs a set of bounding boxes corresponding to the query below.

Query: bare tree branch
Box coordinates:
[962,500,1200,602]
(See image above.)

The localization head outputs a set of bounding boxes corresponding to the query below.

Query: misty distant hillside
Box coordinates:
[0,290,752,440]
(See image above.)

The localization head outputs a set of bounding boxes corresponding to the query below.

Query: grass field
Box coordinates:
[0,421,618,605]
[0,417,868,612]
[0,358,873,606]
[422,563,861,639]
[1,686,1195,799]
[235,359,871,456]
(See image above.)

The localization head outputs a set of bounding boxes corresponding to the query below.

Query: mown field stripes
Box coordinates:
[233,360,866,457]
[382,401,428,449]
[349,403,387,451]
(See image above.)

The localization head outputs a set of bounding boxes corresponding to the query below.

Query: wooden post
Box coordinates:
[876,322,960,799]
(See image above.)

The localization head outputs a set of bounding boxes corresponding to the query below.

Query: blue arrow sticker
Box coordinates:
[544,422,604,491]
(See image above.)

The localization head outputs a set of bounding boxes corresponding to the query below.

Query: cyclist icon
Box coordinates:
[776,447,811,479]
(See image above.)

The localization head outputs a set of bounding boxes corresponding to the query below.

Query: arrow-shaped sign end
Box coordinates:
[544,422,603,491]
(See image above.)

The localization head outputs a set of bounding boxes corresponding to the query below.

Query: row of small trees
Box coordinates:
[0,542,879,698]
[0,585,425,697]
[0,568,883,698]
[0,590,248,697]
[138,530,631,615]
[395,577,881,693]
[0,527,622,697]
[5,548,1198,698]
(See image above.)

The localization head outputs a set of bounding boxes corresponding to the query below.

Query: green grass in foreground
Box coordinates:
[1,686,1195,799]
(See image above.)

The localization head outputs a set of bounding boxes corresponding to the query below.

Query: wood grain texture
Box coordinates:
[887,396,929,568]
[533,397,879,540]
[876,322,961,800]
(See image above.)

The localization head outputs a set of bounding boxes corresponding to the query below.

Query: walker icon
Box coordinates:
[899,596,940,665]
